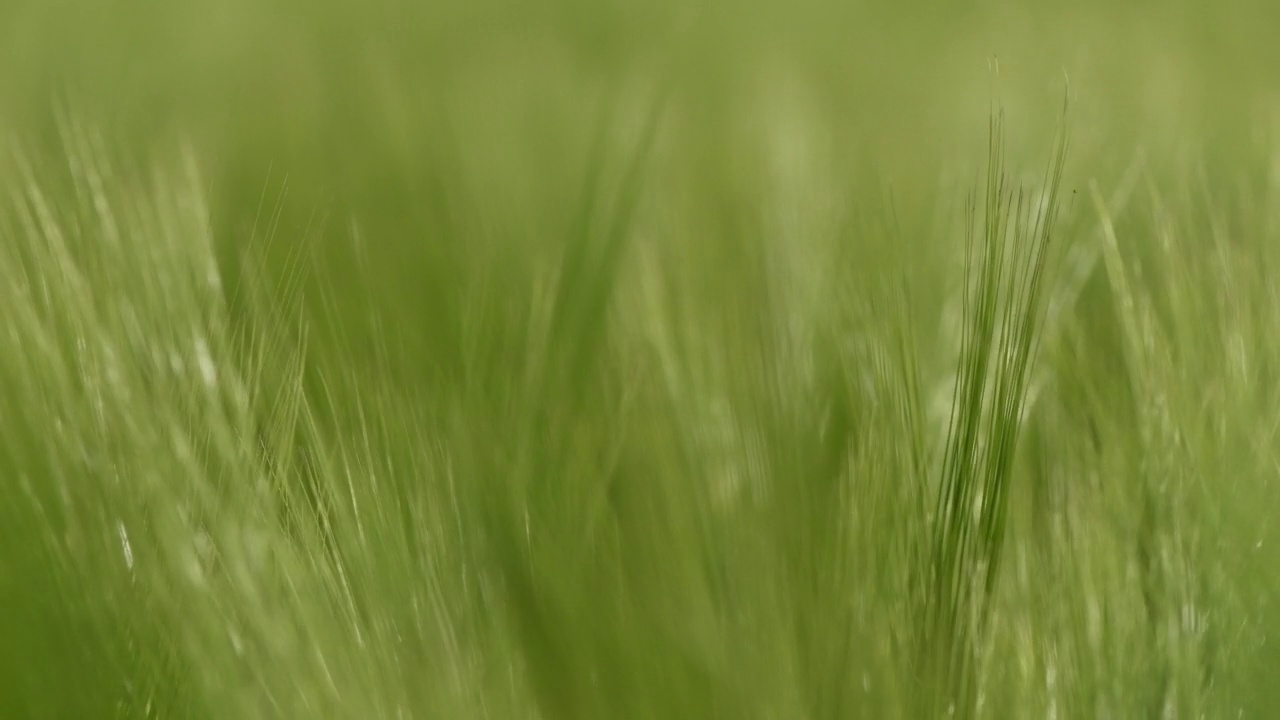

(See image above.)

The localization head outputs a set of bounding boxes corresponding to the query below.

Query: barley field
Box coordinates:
[1,1,1278,718]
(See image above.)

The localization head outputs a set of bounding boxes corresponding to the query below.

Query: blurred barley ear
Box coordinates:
[918,107,1070,718]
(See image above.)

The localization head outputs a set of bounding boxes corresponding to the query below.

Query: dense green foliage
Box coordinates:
[1,1,1278,718]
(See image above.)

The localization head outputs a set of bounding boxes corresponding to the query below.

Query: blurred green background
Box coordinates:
[6,0,1278,371]
[4,0,1277,205]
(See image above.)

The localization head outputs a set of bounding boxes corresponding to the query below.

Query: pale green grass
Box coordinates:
[2,3,1280,718]
[3,102,1277,719]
